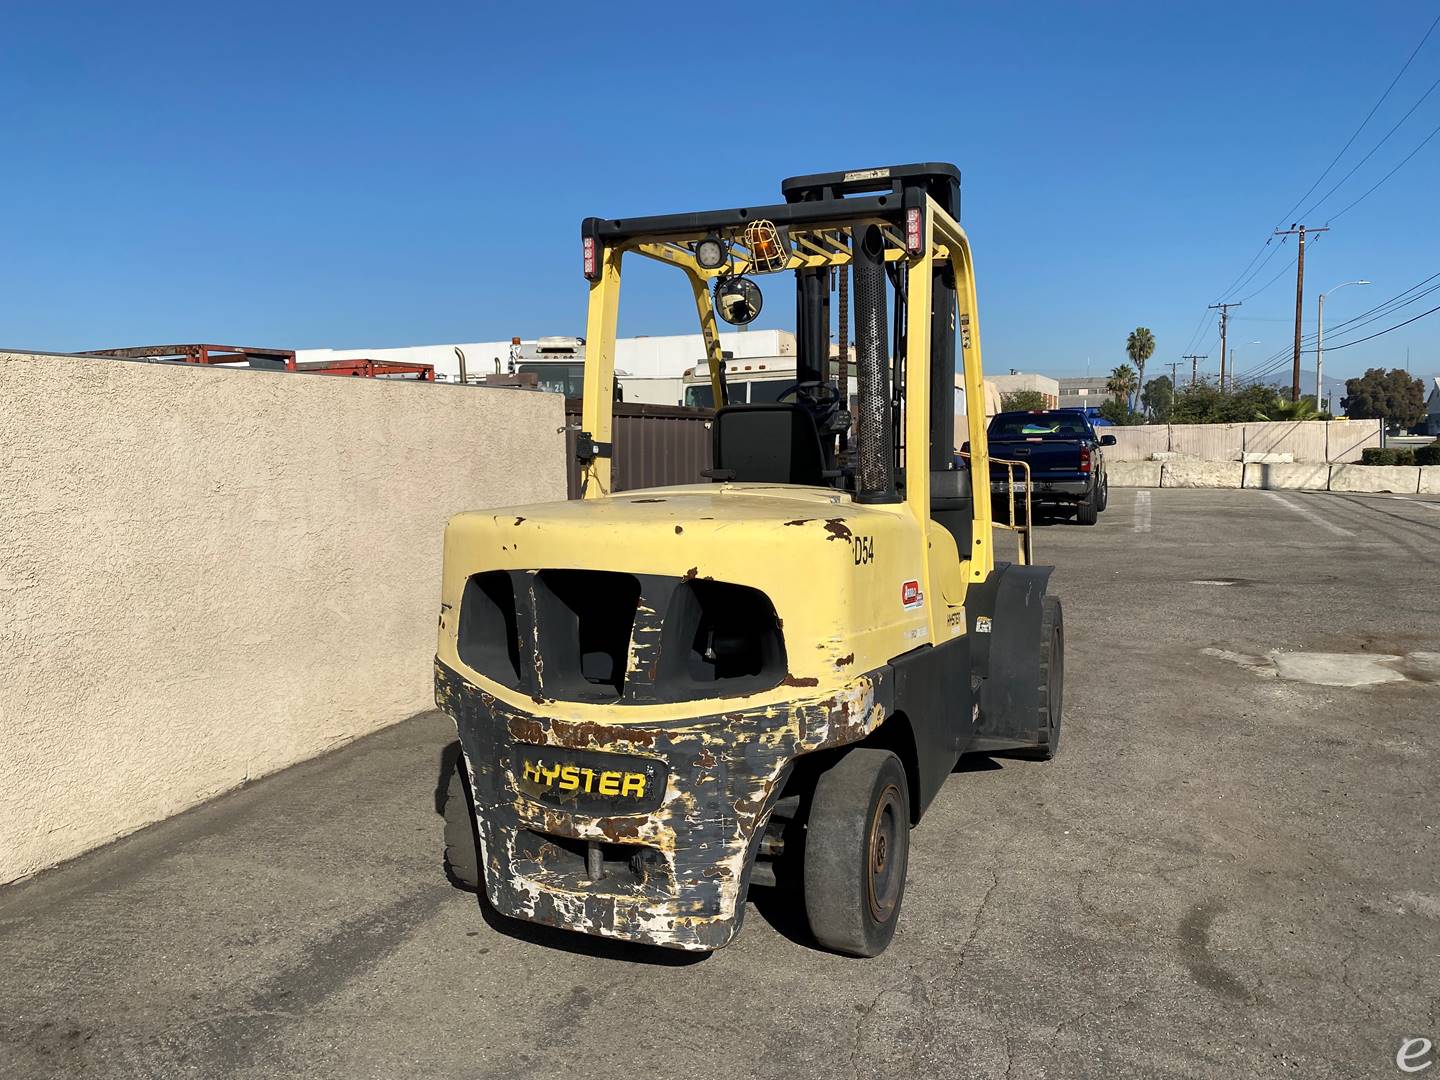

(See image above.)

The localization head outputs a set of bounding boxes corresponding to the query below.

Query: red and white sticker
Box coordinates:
[901,580,924,610]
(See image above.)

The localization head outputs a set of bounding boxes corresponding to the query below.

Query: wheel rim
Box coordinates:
[865,784,904,922]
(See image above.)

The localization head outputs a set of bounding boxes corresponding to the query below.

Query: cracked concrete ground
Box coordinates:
[2,487,1438,1079]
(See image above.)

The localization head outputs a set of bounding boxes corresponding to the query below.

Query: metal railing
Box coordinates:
[959,451,1033,565]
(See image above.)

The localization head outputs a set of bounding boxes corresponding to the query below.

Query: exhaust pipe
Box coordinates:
[853,225,897,503]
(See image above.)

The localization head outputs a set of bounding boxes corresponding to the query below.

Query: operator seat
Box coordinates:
[709,404,837,486]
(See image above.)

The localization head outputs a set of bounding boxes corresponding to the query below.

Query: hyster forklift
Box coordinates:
[435,164,1062,957]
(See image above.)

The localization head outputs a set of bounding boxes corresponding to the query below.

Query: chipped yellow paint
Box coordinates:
[437,485,927,722]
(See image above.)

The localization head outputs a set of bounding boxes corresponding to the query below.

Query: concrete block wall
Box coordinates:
[1160,460,1244,488]
[0,351,567,885]
[1242,422,1328,462]
[1104,419,1381,464]
[1327,421,1384,463]
[1329,464,1421,494]
[1169,423,1245,461]
[1105,427,1168,462]
[1108,459,1429,494]
[1241,463,1333,490]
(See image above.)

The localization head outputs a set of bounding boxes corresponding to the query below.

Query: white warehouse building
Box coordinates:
[296,330,796,402]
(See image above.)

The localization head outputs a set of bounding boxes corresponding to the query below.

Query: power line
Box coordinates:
[1276,11,1440,225]
[1299,72,1440,221]
[1197,13,1439,339]
[1315,301,1440,351]
[1328,115,1440,222]
[1236,268,1440,379]
[1221,237,1289,302]
[1213,238,1276,303]
[1235,247,1300,303]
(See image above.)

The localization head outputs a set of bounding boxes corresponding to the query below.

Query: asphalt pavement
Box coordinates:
[2,488,1438,1079]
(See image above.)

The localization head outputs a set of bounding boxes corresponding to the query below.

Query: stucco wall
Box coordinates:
[0,352,566,884]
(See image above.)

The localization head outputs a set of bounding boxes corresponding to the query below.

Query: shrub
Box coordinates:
[1393,448,1417,467]
[1360,448,1396,465]
[1416,442,1440,466]
[1001,389,1051,412]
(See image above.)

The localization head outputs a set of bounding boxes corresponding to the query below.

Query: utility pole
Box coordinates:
[1274,225,1329,401]
[1182,354,1207,387]
[1208,301,1242,392]
[1166,361,1181,385]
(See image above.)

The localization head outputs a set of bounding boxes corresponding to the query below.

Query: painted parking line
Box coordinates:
[1133,490,1152,533]
[1264,491,1356,537]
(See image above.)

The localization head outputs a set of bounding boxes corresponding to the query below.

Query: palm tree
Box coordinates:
[1107,363,1138,408]
[1126,327,1155,411]
[1257,396,1321,421]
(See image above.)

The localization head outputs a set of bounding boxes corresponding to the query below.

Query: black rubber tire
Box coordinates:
[803,748,910,957]
[443,758,482,891]
[1096,475,1109,512]
[1076,490,1099,525]
[1012,595,1064,760]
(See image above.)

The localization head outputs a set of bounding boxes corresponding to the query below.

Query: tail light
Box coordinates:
[1079,446,1092,474]
[582,236,599,280]
[904,207,923,254]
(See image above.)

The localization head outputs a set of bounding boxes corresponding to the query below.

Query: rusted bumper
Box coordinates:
[434,659,890,951]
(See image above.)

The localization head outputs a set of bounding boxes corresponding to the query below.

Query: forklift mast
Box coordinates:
[781,164,961,479]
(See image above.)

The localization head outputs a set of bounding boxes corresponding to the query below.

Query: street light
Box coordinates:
[1317,280,1370,414]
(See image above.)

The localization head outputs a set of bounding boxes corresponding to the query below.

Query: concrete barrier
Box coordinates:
[0,351,567,885]
[1106,426,1168,462]
[1241,452,1294,463]
[1242,462,1332,491]
[1326,419,1383,463]
[1243,421,1328,462]
[1328,464,1421,494]
[1421,467,1440,495]
[1161,460,1244,488]
[1170,423,1244,461]
[1107,460,1163,487]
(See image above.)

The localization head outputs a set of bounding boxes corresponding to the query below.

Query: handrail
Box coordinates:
[957,451,1033,565]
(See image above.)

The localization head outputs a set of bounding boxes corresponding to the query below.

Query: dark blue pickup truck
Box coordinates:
[985,409,1117,525]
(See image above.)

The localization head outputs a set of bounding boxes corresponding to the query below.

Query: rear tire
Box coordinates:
[443,757,482,891]
[1012,596,1064,760]
[1076,490,1099,525]
[803,749,910,957]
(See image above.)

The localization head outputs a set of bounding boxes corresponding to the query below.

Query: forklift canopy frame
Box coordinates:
[578,171,999,601]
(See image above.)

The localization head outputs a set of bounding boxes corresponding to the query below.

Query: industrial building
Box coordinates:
[991,372,1059,407]
[1058,376,1113,410]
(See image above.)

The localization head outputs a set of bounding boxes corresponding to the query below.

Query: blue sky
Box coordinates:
[3,1,1437,385]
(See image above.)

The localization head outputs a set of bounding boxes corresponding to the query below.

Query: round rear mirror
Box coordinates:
[715,276,762,325]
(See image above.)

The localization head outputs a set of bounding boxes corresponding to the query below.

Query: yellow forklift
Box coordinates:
[435,164,1061,956]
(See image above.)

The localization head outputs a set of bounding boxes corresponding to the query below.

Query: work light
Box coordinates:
[696,235,726,270]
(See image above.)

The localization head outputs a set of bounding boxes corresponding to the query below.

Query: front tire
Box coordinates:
[443,757,482,890]
[1012,595,1064,760]
[1096,475,1109,512]
[803,749,910,957]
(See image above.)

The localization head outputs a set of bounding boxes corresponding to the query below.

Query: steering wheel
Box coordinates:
[776,380,848,432]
